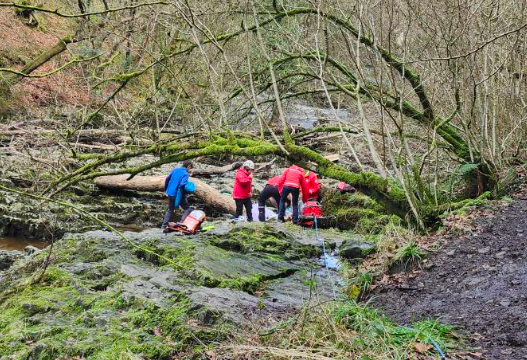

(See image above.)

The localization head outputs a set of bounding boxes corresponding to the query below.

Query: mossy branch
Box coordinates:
[2,35,78,85]
[0,1,170,18]
[0,54,101,78]
[53,134,414,220]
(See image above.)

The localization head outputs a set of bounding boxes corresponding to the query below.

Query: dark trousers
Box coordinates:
[235,198,253,221]
[258,185,280,221]
[162,195,191,228]
[278,186,300,224]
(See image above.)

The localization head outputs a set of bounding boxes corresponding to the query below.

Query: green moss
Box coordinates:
[217,274,264,293]
[130,229,306,294]
[208,225,317,259]
[0,265,223,359]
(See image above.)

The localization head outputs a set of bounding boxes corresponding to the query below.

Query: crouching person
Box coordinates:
[162,166,196,230]
[258,175,282,222]
[277,165,308,224]
[233,160,255,221]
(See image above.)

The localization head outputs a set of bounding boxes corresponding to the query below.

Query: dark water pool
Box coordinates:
[0,236,48,251]
[115,224,145,233]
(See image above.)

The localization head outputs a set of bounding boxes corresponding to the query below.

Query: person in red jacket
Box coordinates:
[277,164,308,224]
[257,175,283,222]
[304,170,321,201]
[232,160,255,221]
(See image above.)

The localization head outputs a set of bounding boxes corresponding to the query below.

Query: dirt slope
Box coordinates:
[0,4,88,115]
[371,199,527,359]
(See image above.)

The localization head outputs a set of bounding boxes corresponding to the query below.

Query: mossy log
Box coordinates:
[94,175,236,215]
[52,136,413,221]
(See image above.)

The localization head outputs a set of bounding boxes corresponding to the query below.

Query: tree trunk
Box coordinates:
[189,162,242,177]
[94,175,236,215]
[5,35,77,84]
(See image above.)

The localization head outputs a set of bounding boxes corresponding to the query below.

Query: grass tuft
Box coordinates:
[394,241,426,269]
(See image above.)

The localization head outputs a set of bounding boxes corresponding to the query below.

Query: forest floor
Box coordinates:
[371,198,527,359]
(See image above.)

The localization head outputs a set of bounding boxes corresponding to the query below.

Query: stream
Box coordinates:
[0,236,48,251]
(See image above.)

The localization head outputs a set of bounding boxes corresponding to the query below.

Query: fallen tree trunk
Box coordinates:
[189,162,242,177]
[95,174,236,215]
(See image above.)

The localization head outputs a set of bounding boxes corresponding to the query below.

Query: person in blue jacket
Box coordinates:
[162,166,196,229]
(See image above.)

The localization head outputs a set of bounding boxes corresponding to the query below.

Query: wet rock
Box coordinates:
[339,240,375,259]
[62,262,94,275]
[120,279,167,306]
[186,286,288,324]
[24,245,41,256]
[0,249,23,271]
[263,269,340,307]
[21,302,51,315]
[0,187,167,241]
[0,222,346,358]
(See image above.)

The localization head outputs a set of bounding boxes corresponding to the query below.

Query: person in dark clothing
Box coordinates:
[277,165,308,224]
[162,167,195,229]
[258,176,282,222]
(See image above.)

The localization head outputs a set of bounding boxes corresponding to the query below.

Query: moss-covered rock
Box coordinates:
[0,188,166,241]
[0,222,346,359]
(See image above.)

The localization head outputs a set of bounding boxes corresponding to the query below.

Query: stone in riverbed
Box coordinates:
[24,245,41,256]
[339,240,375,259]
[0,249,23,271]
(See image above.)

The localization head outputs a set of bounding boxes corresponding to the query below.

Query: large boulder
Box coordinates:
[0,222,345,359]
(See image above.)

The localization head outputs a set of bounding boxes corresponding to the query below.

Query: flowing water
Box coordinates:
[321,252,341,270]
[0,236,48,251]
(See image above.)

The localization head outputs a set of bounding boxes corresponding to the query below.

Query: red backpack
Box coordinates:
[299,201,322,227]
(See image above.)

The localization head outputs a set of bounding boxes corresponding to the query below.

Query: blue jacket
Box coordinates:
[165,167,189,197]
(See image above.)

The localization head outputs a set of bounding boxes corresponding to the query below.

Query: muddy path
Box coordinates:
[371,199,527,359]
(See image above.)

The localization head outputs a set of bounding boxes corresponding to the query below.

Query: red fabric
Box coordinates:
[304,171,320,200]
[302,201,322,217]
[277,165,309,202]
[337,181,356,193]
[266,176,284,193]
[233,168,252,199]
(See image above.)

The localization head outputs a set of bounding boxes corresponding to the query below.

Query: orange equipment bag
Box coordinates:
[167,210,206,234]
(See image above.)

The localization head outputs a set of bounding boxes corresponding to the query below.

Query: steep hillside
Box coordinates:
[0,2,88,117]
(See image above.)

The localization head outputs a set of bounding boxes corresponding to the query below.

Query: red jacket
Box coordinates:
[277,165,308,202]
[233,168,252,199]
[266,176,284,193]
[304,171,320,200]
